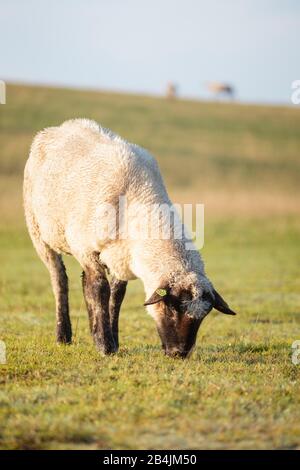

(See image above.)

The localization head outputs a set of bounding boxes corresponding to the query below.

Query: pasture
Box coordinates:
[0,84,300,449]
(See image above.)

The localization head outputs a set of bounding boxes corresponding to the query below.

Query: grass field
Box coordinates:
[0,84,300,449]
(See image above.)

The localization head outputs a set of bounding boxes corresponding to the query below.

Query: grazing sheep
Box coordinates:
[166,82,177,99]
[206,82,235,100]
[23,119,236,358]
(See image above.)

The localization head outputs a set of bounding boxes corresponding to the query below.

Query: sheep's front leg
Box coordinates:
[109,277,127,349]
[82,268,116,355]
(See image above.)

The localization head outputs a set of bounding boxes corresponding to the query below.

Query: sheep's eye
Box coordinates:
[177,302,187,314]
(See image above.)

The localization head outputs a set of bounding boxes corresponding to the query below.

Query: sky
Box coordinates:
[1,0,300,104]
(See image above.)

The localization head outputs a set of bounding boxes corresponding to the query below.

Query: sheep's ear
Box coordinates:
[144,288,168,306]
[213,289,237,315]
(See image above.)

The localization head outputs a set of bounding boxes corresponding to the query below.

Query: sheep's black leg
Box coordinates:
[53,257,72,344]
[82,267,116,355]
[43,249,72,344]
[24,206,71,344]
[109,277,127,349]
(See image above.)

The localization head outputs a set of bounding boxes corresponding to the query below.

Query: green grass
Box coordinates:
[0,84,300,449]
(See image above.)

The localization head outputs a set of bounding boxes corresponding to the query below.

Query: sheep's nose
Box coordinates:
[165,348,189,359]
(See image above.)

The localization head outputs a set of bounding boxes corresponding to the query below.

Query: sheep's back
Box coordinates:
[24,119,169,253]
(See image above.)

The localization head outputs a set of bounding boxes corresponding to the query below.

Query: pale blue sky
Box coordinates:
[1,0,299,103]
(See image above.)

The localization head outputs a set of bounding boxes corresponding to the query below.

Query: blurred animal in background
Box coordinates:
[205,81,235,100]
[166,82,177,99]
[0,80,6,104]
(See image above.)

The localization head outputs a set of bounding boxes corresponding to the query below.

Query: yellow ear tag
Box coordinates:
[156,288,167,297]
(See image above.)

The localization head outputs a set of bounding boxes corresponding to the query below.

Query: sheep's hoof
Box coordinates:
[93,335,118,355]
[56,338,72,345]
[56,325,72,345]
[112,334,119,350]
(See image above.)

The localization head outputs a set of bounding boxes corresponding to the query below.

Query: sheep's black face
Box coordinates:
[144,282,236,359]
[156,305,203,358]
[145,287,212,358]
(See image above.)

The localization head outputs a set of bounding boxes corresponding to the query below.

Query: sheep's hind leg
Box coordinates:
[49,253,72,344]
[82,257,116,355]
[109,277,127,349]
[23,203,71,344]
[36,245,71,344]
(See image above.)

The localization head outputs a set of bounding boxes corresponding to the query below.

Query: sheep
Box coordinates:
[0,80,6,104]
[165,82,177,100]
[205,82,235,100]
[23,118,236,358]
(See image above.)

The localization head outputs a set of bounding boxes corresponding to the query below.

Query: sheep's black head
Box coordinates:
[144,276,236,359]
